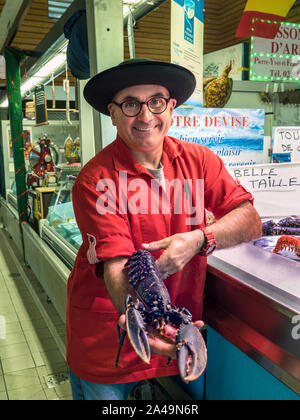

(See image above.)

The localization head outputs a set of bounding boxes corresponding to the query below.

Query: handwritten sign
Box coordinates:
[171,0,204,106]
[168,107,264,167]
[250,22,300,82]
[228,162,300,217]
[273,126,300,162]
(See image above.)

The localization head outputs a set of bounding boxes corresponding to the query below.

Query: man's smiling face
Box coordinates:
[108,84,176,155]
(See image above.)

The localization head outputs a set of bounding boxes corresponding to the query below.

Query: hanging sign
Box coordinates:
[171,0,204,106]
[250,22,300,82]
[25,101,35,119]
[34,85,49,126]
[168,107,265,167]
[272,126,300,162]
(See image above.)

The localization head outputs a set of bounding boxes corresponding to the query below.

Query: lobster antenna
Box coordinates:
[115,326,127,368]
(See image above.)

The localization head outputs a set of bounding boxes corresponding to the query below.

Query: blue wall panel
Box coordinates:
[206,327,300,400]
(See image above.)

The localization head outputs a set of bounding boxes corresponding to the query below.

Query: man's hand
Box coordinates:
[142,201,262,279]
[142,230,204,279]
[118,314,204,359]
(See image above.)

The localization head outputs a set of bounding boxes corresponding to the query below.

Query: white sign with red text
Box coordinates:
[250,22,300,82]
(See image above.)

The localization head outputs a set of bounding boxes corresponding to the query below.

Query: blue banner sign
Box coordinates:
[168,107,265,168]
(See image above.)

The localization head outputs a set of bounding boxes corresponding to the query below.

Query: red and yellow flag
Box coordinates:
[236,0,296,39]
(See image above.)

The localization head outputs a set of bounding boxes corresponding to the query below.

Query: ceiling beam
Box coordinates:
[0,0,34,54]
[0,0,169,99]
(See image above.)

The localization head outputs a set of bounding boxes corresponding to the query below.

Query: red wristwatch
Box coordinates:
[199,228,216,256]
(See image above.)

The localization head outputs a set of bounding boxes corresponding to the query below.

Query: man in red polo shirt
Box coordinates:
[66,58,262,400]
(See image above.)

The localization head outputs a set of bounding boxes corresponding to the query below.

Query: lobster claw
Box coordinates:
[126,300,151,364]
[176,323,207,383]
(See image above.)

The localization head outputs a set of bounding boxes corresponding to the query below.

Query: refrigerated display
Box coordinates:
[40,175,81,269]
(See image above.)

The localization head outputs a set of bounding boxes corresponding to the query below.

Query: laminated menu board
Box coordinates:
[34,85,48,126]
[272,126,300,162]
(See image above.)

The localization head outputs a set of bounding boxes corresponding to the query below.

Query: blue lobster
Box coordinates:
[115,249,207,383]
[262,216,300,236]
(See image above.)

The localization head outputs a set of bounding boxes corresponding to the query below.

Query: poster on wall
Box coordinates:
[250,22,300,82]
[171,0,204,106]
[204,43,249,81]
[8,127,33,160]
[168,107,265,167]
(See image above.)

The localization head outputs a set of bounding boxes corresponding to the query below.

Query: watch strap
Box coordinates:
[199,227,216,256]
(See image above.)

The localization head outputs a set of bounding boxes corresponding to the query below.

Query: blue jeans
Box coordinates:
[68,369,138,400]
[69,368,205,400]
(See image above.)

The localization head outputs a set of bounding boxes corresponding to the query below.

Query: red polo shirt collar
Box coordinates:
[112,134,183,175]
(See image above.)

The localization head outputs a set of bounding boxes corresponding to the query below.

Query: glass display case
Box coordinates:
[40,175,82,269]
[0,119,80,198]
[6,180,18,211]
[47,175,82,248]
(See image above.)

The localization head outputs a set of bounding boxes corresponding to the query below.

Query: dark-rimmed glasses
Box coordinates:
[112,96,171,117]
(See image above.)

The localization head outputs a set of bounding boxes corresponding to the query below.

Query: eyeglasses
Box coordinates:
[112,96,171,117]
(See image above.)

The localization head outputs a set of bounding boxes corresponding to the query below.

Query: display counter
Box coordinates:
[0,196,23,254]
[202,161,300,398]
[1,158,299,398]
[39,175,81,270]
[204,243,300,398]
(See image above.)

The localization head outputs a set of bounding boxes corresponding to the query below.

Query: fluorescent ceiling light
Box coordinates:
[0,0,157,108]
[20,51,67,96]
[0,39,67,108]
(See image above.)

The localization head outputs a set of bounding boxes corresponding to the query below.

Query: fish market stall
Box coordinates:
[203,162,300,399]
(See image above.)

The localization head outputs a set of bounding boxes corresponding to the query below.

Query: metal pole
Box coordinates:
[85,0,124,153]
[127,10,136,59]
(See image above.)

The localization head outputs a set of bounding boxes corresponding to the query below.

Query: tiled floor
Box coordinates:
[0,228,72,400]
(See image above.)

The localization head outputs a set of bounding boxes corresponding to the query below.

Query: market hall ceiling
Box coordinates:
[0,0,169,89]
[0,0,299,91]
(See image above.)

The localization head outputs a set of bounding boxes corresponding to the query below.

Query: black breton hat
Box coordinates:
[83,58,196,115]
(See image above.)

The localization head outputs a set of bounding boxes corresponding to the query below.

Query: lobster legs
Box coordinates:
[262,216,300,236]
[117,296,207,383]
